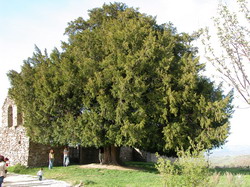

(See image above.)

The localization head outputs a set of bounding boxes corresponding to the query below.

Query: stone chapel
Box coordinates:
[0,97,65,167]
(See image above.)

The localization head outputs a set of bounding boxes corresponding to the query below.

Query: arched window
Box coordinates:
[17,110,23,126]
[8,105,13,127]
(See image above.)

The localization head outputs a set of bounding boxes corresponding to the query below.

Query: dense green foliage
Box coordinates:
[8,3,233,155]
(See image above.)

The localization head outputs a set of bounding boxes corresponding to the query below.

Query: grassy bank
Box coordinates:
[8,162,162,186]
[7,162,250,186]
[212,167,250,186]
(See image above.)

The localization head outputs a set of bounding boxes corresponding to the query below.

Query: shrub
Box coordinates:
[157,157,181,186]
[225,172,244,187]
[7,164,29,174]
[156,144,211,187]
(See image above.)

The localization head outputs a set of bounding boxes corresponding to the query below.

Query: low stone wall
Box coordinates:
[28,142,64,167]
[132,148,176,163]
[120,147,133,162]
[79,147,99,164]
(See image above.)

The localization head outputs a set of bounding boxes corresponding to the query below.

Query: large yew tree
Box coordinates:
[8,3,233,164]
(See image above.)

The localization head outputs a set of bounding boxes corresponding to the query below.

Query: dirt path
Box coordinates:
[79,163,142,171]
[3,173,72,187]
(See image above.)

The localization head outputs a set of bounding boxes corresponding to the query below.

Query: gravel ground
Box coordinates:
[2,173,72,187]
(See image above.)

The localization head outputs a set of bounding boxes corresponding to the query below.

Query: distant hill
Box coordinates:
[208,145,250,167]
[210,145,250,157]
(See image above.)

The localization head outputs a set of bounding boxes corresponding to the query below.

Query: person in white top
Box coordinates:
[63,147,70,167]
[0,155,6,187]
[37,168,44,181]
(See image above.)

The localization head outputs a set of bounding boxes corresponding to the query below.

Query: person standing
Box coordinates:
[48,149,54,169]
[99,147,104,164]
[63,147,69,167]
[0,156,6,187]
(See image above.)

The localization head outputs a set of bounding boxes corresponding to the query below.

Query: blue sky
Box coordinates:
[1,0,249,146]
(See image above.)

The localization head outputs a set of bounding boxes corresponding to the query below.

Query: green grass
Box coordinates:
[7,162,250,186]
[214,167,250,175]
[124,161,158,173]
[212,167,250,186]
[8,162,162,186]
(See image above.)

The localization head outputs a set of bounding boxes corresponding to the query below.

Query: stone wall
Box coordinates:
[79,147,99,164]
[0,125,64,167]
[0,97,29,166]
[0,125,30,166]
[28,142,64,167]
[132,148,159,162]
[120,146,133,162]
[133,148,176,163]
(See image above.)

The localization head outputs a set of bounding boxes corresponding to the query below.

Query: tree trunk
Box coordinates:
[102,145,122,165]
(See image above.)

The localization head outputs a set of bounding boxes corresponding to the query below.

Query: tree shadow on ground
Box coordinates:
[124,161,159,173]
